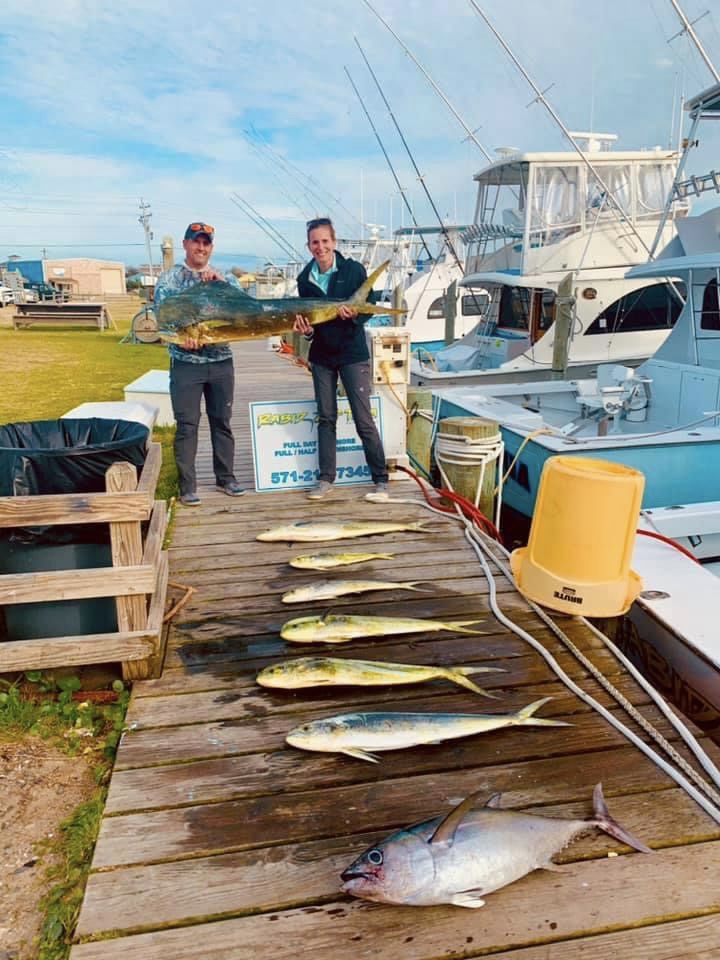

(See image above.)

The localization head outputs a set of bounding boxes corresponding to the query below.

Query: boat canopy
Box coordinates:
[685,82,720,117]
[627,251,720,281]
[460,271,555,289]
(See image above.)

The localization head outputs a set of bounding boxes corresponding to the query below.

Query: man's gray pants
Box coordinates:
[169,357,236,495]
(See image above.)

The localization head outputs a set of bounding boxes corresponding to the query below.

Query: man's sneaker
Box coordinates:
[307,480,333,500]
[365,482,389,503]
[180,491,201,506]
[216,481,245,497]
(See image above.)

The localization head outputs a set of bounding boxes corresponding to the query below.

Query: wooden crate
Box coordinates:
[0,442,169,680]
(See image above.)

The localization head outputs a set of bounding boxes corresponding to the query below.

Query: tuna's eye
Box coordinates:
[367,849,383,865]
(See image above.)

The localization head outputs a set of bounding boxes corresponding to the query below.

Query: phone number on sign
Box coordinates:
[270,464,371,485]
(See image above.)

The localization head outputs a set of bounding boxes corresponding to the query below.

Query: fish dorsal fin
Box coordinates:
[428,789,487,847]
[349,260,391,306]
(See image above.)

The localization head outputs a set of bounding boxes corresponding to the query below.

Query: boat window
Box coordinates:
[700,278,720,331]
[427,296,445,319]
[530,165,581,240]
[586,165,632,219]
[461,291,490,316]
[637,162,676,218]
[584,281,686,334]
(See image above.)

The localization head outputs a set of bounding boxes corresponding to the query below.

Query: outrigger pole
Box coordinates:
[361,0,493,162]
[344,64,433,261]
[648,0,720,257]
[229,193,305,262]
[353,36,466,279]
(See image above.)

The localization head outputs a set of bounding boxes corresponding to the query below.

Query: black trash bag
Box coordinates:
[0,417,149,545]
[0,417,148,497]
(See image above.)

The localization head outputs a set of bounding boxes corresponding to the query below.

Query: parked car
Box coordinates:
[0,286,14,307]
[13,288,39,303]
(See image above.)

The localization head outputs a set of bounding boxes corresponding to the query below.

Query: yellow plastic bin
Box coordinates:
[510,457,644,617]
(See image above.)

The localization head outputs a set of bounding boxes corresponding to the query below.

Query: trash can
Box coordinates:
[0,418,149,642]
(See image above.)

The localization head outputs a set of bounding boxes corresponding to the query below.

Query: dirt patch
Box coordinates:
[0,736,96,960]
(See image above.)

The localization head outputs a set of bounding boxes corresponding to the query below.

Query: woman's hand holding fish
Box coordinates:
[337,304,358,320]
[293,314,313,335]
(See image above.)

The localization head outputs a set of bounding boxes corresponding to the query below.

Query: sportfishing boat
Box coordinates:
[373,225,479,351]
[429,82,720,741]
[432,84,720,526]
[411,134,686,387]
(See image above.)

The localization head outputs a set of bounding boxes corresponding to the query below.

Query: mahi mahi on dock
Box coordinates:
[156,259,404,344]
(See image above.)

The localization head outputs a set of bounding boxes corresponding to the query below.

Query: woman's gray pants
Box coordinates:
[311,360,388,485]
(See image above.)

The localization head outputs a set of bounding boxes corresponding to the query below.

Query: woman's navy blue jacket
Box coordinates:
[296,251,370,368]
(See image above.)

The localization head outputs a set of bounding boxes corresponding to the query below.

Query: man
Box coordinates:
[293,216,389,503]
[153,221,246,505]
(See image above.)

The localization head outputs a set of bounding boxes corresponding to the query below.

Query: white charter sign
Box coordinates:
[249,396,385,492]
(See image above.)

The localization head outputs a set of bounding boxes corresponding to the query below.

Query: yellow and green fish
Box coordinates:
[289,552,396,570]
[281,579,431,604]
[258,519,436,543]
[280,612,485,644]
[256,655,504,697]
[157,260,404,344]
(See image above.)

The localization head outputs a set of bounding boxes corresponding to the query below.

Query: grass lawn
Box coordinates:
[0,298,178,499]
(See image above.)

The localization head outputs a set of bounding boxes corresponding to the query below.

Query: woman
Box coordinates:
[293,217,389,502]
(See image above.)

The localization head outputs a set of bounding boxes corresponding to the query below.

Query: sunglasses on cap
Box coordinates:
[185,222,215,240]
[306,217,333,231]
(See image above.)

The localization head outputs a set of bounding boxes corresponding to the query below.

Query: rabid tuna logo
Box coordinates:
[553,585,584,605]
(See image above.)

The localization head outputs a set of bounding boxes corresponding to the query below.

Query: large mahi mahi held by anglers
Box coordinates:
[156,259,404,344]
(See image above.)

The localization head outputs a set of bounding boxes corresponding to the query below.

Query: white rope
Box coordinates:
[434,429,504,526]
[384,486,720,824]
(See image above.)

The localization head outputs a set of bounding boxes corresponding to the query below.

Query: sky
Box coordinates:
[1,0,720,271]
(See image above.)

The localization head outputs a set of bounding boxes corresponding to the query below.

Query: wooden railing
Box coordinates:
[0,443,169,680]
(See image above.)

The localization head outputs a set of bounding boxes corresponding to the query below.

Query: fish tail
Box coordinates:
[590,783,653,854]
[448,620,487,635]
[446,671,499,699]
[514,696,572,727]
[410,520,447,533]
[349,260,391,307]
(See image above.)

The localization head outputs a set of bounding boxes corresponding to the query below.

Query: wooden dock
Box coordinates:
[71,342,720,958]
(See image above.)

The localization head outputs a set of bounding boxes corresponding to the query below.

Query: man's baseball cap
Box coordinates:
[184,221,215,241]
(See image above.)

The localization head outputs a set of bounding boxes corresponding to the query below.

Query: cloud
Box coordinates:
[1,0,719,260]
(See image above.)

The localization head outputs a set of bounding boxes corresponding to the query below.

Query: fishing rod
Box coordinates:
[354,36,466,280]
[243,128,343,229]
[229,193,304,262]
[344,64,433,261]
[361,0,492,162]
[244,126,365,236]
[241,132,314,222]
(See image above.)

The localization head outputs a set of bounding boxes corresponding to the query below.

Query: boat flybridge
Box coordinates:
[412,134,687,387]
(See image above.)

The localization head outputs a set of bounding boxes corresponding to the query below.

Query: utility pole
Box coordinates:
[138,199,155,279]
